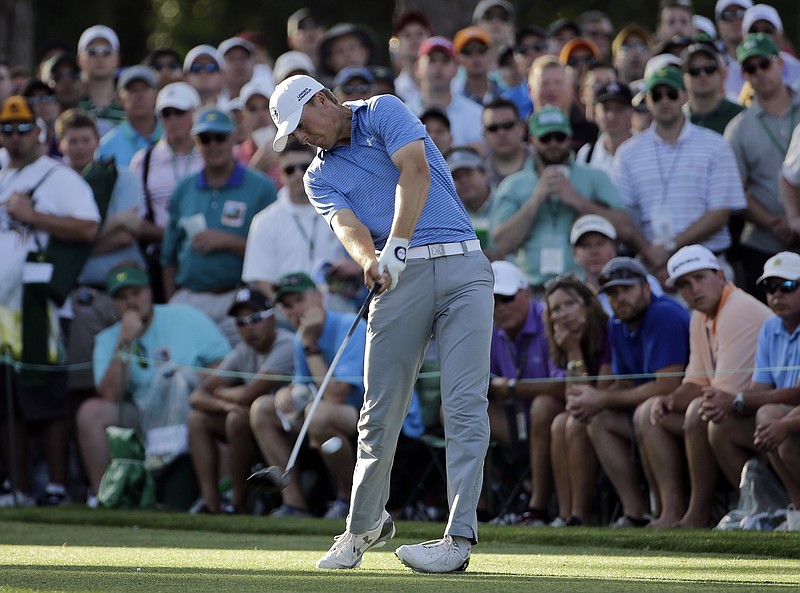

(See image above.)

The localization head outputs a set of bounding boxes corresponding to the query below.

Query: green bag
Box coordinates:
[97,426,156,509]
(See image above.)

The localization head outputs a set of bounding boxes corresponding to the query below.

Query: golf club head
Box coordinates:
[247,465,289,493]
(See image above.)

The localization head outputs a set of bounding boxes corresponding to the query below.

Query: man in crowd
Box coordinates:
[682,42,743,134]
[286,8,325,70]
[655,0,695,42]
[481,98,531,186]
[576,82,633,176]
[40,53,83,112]
[76,25,124,136]
[445,147,494,253]
[217,37,257,112]
[612,24,653,85]
[184,45,224,106]
[453,26,499,106]
[714,0,752,101]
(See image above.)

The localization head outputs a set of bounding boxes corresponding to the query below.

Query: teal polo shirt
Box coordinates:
[161,163,276,292]
[492,160,622,287]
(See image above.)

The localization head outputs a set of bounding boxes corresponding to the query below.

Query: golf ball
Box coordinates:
[321,436,343,454]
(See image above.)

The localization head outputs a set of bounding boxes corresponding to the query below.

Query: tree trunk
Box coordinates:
[0,0,34,69]
[394,0,479,39]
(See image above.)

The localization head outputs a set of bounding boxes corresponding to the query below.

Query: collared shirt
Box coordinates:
[305,94,475,250]
[493,158,623,287]
[612,119,747,253]
[784,122,800,186]
[683,284,772,393]
[752,315,800,388]
[490,301,565,380]
[217,327,295,382]
[405,93,485,147]
[98,120,164,168]
[161,163,276,291]
[725,88,800,254]
[610,295,691,385]
[683,98,745,135]
[79,97,126,137]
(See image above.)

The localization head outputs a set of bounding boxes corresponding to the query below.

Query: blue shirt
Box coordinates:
[490,301,564,380]
[161,163,277,291]
[93,304,231,409]
[609,295,691,384]
[98,120,164,168]
[752,316,800,389]
[304,94,476,250]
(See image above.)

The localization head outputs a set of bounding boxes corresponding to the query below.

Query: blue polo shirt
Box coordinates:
[98,120,164,168]
[752,316,800,389]
[161,163,276,291]
[304,94,475,250]
[609,295,691,384]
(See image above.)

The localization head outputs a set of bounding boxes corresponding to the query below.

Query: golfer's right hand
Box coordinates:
[377,237,409,291]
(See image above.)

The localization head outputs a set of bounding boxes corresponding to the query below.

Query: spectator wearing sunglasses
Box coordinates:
[146,47,184,90]
[714,0,750,101]
[40,53,83,111]
[160,107,276,345]
[21,78,62,159]
[482,98,531,185]
[473,0,515,51]
[681,42,743,135]
[638,245,770,528]
[611,24,654,85]
[724,33,800,301]
[500,26,548,121]
[76,25,124,137]
[612,66,746,287]
[699,252,800,520]
[492,106,631,292]
[187,286,294,514]
[453,26,500,107]
[559,38,602,101]
[184,45,223,107]
[332,66,375,103]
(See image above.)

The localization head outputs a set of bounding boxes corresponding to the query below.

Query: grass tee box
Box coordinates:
[1,508,799,592]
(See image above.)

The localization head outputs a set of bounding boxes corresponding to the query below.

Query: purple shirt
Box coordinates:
[490,301,565,380]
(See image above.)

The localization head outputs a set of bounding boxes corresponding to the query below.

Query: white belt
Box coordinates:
[404,239,482,260]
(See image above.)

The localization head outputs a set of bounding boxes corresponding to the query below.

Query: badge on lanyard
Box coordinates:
[540,233,565,276]
[650,205,673,245]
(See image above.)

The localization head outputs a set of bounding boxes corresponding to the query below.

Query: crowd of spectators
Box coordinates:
[0,0,799,530]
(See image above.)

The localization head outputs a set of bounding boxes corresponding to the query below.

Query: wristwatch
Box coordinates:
[303,343,322,356]
[732,392,746,414]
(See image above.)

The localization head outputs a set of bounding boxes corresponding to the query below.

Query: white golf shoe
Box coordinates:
[316,510,395,569]
[395,535,470,573]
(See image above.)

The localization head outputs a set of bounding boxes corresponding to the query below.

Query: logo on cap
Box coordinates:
[297,87,313,101]
[270,106,279,122]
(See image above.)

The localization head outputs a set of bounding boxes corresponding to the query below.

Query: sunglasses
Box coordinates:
[650,87,680,102]
[234,309,274,327]
[568,55,598,68]
[749,24,776,35]
[462,45,489,56]
[197,132,229,144]
[52,71,81,82]
[719,8,746,22]
[514,41,547,54]
[598,267,645,287]
[161,107,188,118]
[283,162,312,176]
[1,123,35,136]
[189,62,221,74]
[154,61,180,72]
[762,280,799,295]
[494,293,517,304]
[538,132,568,144]
[742,57,775,75]
[687,63,719,77]
[621,41,649,53]
[27,94,58,105]
[86,46,115,57]
[341,83,371,95]
[484,119,517,133]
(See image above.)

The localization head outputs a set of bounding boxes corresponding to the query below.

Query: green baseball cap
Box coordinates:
[528,106,572,138]
[737,33,779,64]
[273,271,317,303]
[645,66,685,91]
[106,265,150,296]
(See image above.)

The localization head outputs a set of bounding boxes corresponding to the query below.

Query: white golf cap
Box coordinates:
[156,82,201,114]
[218,37,255,60]
[693,15,718,39]
[570,214,617,246]
[715,0,752,19]
[239,79,272,108]
[756,251,800,284]
[78,25,119,54]
[273,51,316,85]
[270,74,324,152]
[666,245,722,288]
[742,4,783,34]
[491,260,528,296]
[184,45,222,72]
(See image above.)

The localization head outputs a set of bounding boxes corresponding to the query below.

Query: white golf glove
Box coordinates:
[377,237,409,291]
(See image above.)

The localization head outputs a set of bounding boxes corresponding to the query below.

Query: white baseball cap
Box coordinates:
[570,214,617,246]
[78,25,119,54]
[742,4,783,35]
[218,37,255,60]
[491,261,528,296]
[270,74,324,152]
[156,82,202,114]
[715,0,753,19]
[239,79,272,108]
[666,245,722,288]
[756,251,800,284]
[273,51,316,85]
[693,15,718,39]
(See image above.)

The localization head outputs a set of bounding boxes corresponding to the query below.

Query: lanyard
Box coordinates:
[170,146,196,184]
[653,135,683,204]
[756,105,797,156]
[505,334,533,380]
[291,210,318,263]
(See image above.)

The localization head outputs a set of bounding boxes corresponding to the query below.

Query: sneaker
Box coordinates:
[611,515,651,528]
[39,489,71,506]
[269,504,311,518]
[323,498,350,520]
[0,490,36,508]
[395,535,470,574]
[316,509,395,569]
[549,516,568,528]
[518,510,548,527]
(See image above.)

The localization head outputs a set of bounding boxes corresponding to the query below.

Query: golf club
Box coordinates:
[248,282,380,493]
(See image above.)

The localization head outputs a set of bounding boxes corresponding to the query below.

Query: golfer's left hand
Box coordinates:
[377,237,409,291]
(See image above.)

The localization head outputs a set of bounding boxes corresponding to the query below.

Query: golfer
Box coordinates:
[270,75,494,573]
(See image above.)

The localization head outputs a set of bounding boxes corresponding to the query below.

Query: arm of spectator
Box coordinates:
[698,381,795,423]
[92,207,139,254]
[650,381,702,425]
[188,372,234,413]
[602,364,685,410]
[491,175,550,256]
[671,208,729,252]
[754,403,800,451]
[190,229,247,256]
[4,191,98,242]
[780,175,800,236]
[162,264,177,301]
[214,374,288,407]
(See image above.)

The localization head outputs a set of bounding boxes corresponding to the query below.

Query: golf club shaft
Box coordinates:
[283,283,380,477]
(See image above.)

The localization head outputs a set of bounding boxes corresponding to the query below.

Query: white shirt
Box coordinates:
[783,122,800,186]
[242,188,342,284]
[0,156,99,309]
[406,93,485,146]
[576,133,616,177]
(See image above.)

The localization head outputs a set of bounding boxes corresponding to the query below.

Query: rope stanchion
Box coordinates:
[2,348,19,507]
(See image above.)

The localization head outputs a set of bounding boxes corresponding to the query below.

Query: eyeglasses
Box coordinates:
[154,61,180,72]
[538,131,568,143]
[189,62,221,74]
[1,123,35,136]
[161,107,187,118]
[749,24,776,35]
[621,41,649,53]
[484,119,517,133]
[461,45,489,56]
[687,63,719,77]
[282,162,312,176]
[27,95,58,105]
[742,57,775,75]
[234,309,274,327]
[567,55,598,68]
[514,41,547,55]
[650,87,680,102]
[197,132,229,144]
[494,292,517,305]
[762,280,799,295]
[598,267,645,287]
[52,71,81,82]
[719,8,746,22]
[341,83,371,95]
[86,46,115,57]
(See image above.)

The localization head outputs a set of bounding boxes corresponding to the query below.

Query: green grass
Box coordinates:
[1,507,799,592]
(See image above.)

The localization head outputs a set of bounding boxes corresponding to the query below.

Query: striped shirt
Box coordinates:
[304,94,476,249]
[611,119,746,253]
